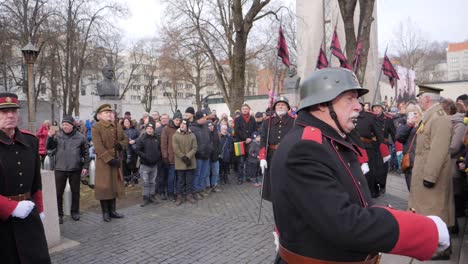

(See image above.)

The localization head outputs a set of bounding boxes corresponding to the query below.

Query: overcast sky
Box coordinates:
[119,0,468,53]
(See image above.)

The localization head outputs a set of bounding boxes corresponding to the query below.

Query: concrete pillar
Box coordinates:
[40,170,61,248]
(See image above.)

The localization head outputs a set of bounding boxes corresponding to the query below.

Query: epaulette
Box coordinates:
[20,129,37,138]
[301,126,322,144]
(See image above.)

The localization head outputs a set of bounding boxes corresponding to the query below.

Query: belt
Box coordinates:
[6,192,31,202]
[269,144,279,150]
[279,244,380,264]
[360,137,376,144]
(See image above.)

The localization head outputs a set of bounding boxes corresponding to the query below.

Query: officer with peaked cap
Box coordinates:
[259,95,294,201]
[271,68,450,263]
[0,93,51,263]
[91,103,128,222]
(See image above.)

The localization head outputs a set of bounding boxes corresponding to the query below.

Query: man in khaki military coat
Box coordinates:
[408,86,455,230]
[92,104,129,222]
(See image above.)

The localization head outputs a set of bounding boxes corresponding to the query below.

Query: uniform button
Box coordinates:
[19,172,22,176]
[17,162,21,165]
[15,151,19,154]
[347,162,350,167]
[365,202,369,207]
[278,136,280,139]
[19,184,23,187]
[279,131,281,133]
[358,181,361,186]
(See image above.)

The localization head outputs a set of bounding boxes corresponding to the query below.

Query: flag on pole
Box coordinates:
[330,29,352,70]
[382,55,400,88]
[316,46,329,69]
[277,26,290,67]
[352,39,363,72]
[234,142,245,156]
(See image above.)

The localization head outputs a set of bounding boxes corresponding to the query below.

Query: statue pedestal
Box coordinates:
[40,170,61,248]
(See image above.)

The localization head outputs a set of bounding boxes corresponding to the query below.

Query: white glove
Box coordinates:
[427,215,450,252]
[383,155,391,163]
[272,231,279,252]
[396,151,402,156]
[260,159,268,175]
[11,200,35,219]
[40,212,45,221]
[361,163,370,175]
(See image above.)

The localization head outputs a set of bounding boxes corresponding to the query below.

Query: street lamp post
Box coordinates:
[21,42,40,132]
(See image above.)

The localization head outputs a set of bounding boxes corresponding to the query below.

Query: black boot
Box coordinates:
[108,199,124,218]
[100,200,111,222]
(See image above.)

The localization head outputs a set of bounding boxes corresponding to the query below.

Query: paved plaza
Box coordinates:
[50,172,468,264]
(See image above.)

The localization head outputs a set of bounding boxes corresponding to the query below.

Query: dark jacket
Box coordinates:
[0,128,51,263]
[396,123,417,168]
[134,133,161,166]
[248,140,261,163]
[161,120,179,164]
[272,112,439,262]
[234,114,256,142]
[124,126,139,159]
[189,120,213,160]
[46,128,90,171]
[210,128,221,162]
[219,133,234,163]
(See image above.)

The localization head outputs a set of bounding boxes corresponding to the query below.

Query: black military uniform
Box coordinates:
[355,109,385,197]
[0,93,51,263]
[373,104,396,191]
[259,96,295,201]
[272,68,441,263]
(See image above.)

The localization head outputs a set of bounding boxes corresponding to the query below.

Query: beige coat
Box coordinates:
[172,128,197,170]
[408,104,455,226]
[92,120,129,200]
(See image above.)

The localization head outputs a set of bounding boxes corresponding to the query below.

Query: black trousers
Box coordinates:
[157,162,169,193]
[364,142,383,195]
[55,170,81,216]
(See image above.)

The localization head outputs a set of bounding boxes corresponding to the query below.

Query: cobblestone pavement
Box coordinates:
[51,172,467,264]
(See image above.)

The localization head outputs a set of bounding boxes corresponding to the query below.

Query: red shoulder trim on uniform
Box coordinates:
[384,207,438,260]
[301,126,322,144]
[20,129,37,138]
[0,195,19,220]
[32,190,44,214]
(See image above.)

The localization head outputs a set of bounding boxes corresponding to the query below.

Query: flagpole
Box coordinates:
[372,44,388,104]
[353,38,361,73]
[257,26,282,225]
[328,16,339,65]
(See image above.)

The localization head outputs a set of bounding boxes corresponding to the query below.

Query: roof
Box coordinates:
[448,42,468,52]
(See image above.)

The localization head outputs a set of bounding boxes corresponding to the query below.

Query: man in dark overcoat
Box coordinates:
[271,68,451,263]
[0,92,51,263]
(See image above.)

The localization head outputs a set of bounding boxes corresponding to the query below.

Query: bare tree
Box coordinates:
[338,0,375,84]
[392,17,428,71]
[166,0,277,116]
[137,39,158,113]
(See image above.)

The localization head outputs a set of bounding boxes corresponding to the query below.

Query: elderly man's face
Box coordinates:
[275,102,289,116]
[98,110,113,122]
[241,106,250,115]
[331,90,362,134]
[0,108,18,131]
[160,115,169,125]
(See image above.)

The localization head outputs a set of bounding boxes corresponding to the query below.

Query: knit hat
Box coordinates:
[185,106,195,115]
[124,111,131,116]
[145,122,155,129]
[173,110,183,120]
[251,131,259,139]
[456,94,468,102]
[195,110,206,120]
[62,116,75,126]
[255,112,263,118]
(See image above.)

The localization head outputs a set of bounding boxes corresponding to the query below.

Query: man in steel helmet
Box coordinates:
[271,68,450,263]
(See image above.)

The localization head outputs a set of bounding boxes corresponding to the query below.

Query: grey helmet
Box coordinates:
[273,96,290,110]
[297,68,368,111]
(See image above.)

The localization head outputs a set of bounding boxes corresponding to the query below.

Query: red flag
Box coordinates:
[277,26,290,67]
[330,29,352,70]
[382,55,400,88]
[316,46,329,69]
[352,39,363,72]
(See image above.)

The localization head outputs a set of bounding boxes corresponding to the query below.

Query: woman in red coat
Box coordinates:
[36,120,50,166]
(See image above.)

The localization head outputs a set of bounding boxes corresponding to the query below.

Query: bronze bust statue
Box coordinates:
[96,65,120,99]
[283,66,300,91]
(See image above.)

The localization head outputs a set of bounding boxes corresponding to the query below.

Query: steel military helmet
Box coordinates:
[297,68,368,111]
[273,96,290,110]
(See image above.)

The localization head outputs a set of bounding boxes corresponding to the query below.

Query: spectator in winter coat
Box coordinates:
[37,120,50,166]
[208,121,222,192]
[134,122,161,207]
[396,102,422,191]
[155,113,170,200]
[219,124,233,184]
[161,110,183,200]
[122,118,139,181]
[47,116,90,224]
[190,111,213,199]
[247,132,261,185]
[173,119,198,206]
[233,104,256,184]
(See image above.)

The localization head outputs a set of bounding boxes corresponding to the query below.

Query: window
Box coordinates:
[176,83,184,89]
[177,92,183,97]
[163,92,172,97]
[185,83,192,89]
[80,87,86,96]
